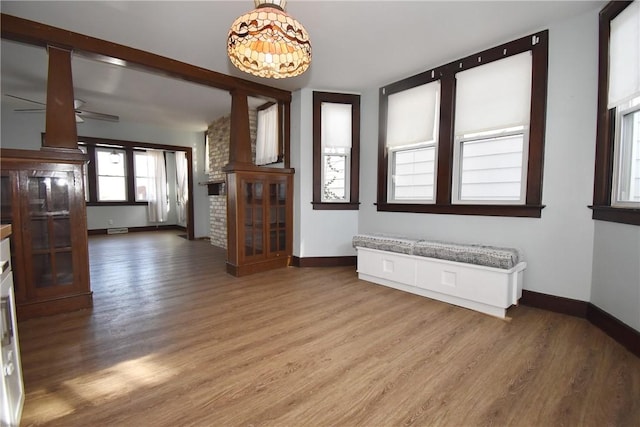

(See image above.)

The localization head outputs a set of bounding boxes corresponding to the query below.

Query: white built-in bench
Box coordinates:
[352,233,526,319]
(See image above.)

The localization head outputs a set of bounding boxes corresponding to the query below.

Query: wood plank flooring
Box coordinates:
[16,231,640,426]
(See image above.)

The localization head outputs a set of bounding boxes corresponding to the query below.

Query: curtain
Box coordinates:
[175,151,188,224]
[147,149,169,223]
[255,103,279,165]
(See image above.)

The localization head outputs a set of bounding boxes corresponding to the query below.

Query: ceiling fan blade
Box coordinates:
[14,108,46,113]
[6,94,46,106]
[9,93,118,122]
[76,109,119,122]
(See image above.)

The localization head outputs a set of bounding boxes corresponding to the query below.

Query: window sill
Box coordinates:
[87,201,148,207]
[312,202,360,211]
[376,202,545,218]
[589,205,640,226]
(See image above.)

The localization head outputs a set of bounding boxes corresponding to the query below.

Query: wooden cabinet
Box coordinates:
[0,149,92,319]
[226,167,293,276]
[1,225,25,426]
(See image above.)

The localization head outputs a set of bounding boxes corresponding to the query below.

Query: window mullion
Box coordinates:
[525,31,548,205]
[350,100,360,205]
[378,91,390,204]
[86,145,98,203]
[436,73,456,205]
[126,147,135,203]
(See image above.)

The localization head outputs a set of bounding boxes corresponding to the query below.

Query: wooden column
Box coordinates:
[227,88,252,166]
[44,46,78,149]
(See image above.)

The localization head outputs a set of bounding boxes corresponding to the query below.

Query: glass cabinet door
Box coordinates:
[1,155,91,319]
[24,170,75,292]
[268,180,287,255]
[1,174,13,225]
[1,172,24,302]
[243,180,264,259]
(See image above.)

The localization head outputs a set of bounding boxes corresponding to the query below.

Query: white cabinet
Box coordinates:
[356,247,526,319]
[1,227,24,427]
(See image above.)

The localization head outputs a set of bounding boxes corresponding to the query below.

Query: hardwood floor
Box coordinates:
[16,231,640,426]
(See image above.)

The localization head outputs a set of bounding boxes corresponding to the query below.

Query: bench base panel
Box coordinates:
[356,247,526,319]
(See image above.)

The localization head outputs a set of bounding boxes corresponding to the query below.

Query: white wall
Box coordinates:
[591,222,640,331]
[1,106,45,150]
[291,88,359,258]
[358,9,599,301]
[1,110,210,238]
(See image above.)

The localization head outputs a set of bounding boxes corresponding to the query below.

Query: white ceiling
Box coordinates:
[0,1,604,132]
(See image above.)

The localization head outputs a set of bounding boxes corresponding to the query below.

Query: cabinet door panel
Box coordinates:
[54,252,74,284]
[21,168,83,297]
[242,180,266,260]
[1,175,13,224]
[1,171,26,304]
[27,176,48,207]
[53,218,71,248]
[31,254,53,288]
[51,178,70,212]
[29,218,49,250]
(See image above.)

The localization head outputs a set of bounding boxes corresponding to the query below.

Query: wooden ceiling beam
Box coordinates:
[0,13,292,103]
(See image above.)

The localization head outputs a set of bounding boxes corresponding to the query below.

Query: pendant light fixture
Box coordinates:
[227,0,311,79]
[110,149,121,164]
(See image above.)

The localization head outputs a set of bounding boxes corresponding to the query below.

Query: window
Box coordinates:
[96,147,127,201]
[134,151,152,201]
[378,31,548,217]
[390,145,436,201]
[312,92,360,209]
[386,81,440,203]
[321,102,351,202]
[255,103,279,166]
[613,98,640,206]
[455,129,527,203]
[75,136,185,207]
[453,52,531,204]
[592,1,640,225]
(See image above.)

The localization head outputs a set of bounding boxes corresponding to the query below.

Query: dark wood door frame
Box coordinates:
[73,135,196,240]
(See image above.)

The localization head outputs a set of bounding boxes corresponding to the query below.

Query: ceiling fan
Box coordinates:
[6,94,119,123]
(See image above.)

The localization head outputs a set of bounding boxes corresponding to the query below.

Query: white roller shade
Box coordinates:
[386,80,440,148]
[321,102,352,149]
[455,52,532,135]
[609,1,640,108]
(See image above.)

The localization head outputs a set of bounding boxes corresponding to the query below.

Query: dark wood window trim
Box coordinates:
[377,31,548,218]
[312,91,361,210]
[45,134,193,209]
[80,143,145,206]
[86,146,156,206]
[591,1,640,227]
